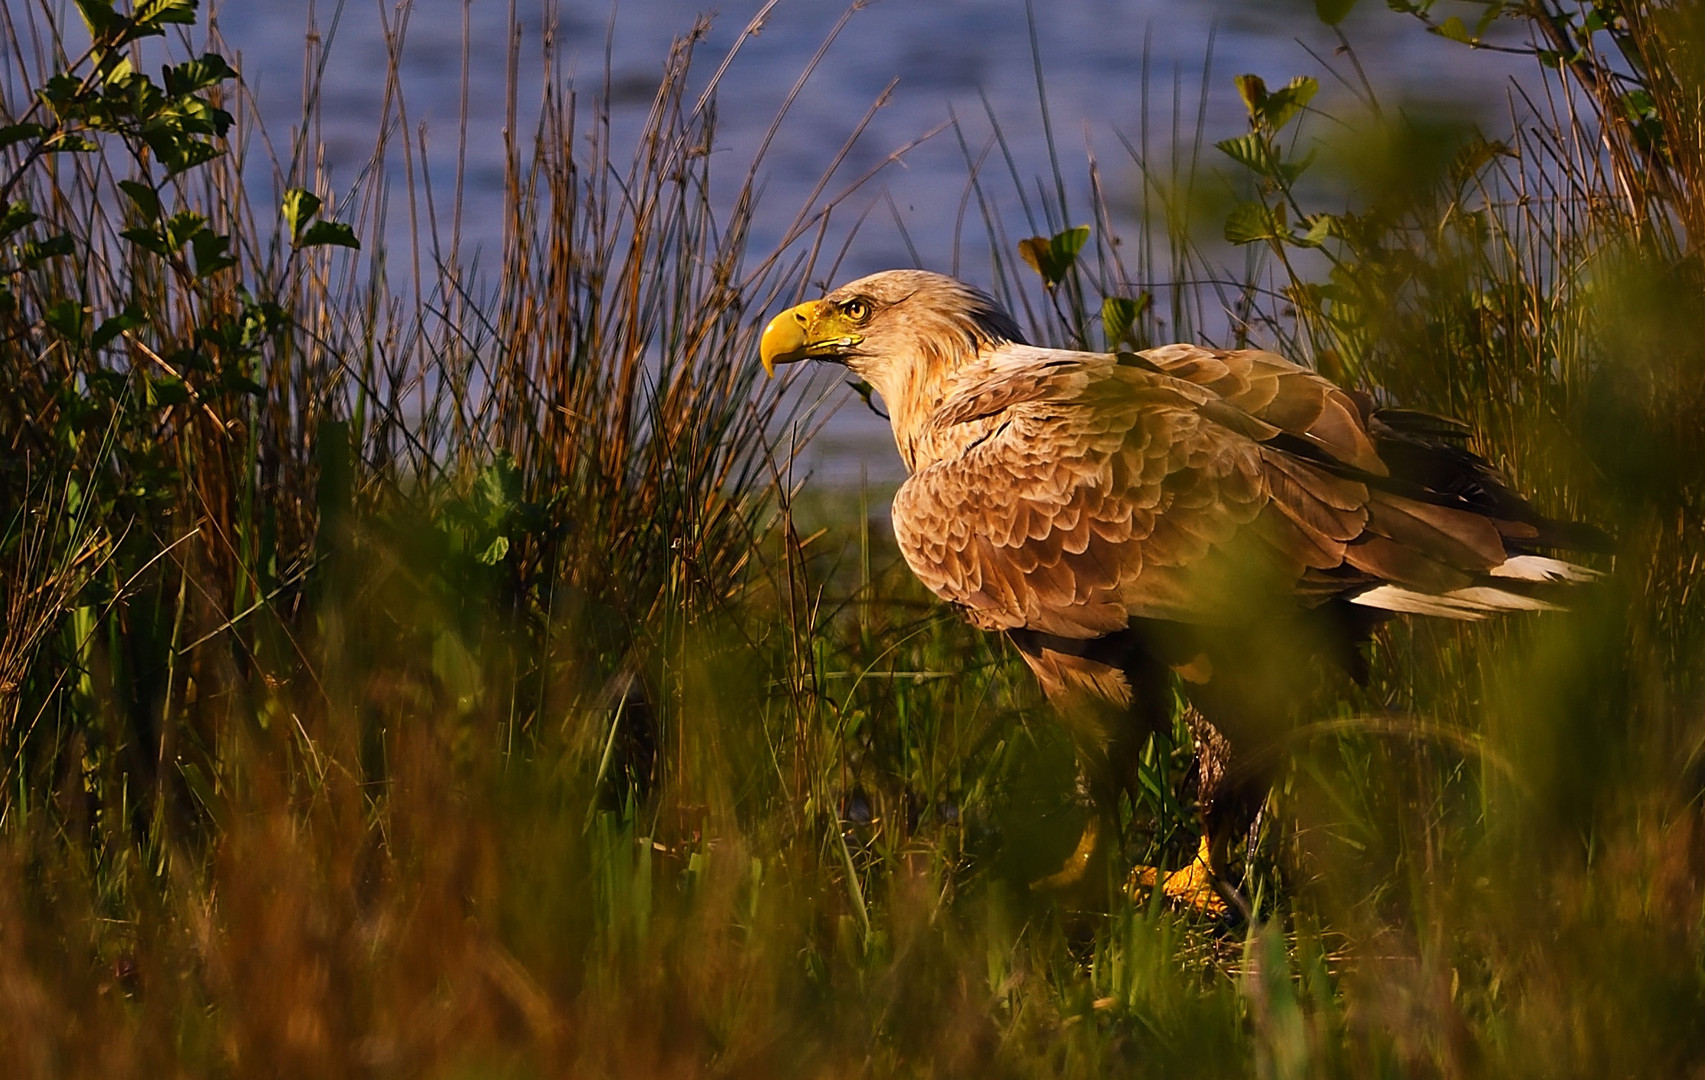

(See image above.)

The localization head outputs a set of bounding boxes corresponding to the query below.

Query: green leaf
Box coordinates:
[135,0,199,31]
[1233,74,1317,132]
[1018,224,1090,287]
[119,226,172,257]
[39,73,86,116]
[1296,213,1337,248]
[1101,294,1150,350]
[1534,46,1588,69]
[473,456,522,525]
[1017,237,1049,278]
[1054,224,1090,258]
[210,104,235,138]
[1316,0,1359,24]
[1475,1,1508,37]
[43,298,85,339]
[176,759,225,828]
[216,369,266,397]
[1277,148,1317,185]
[163,53,237,96]
[1261,76,1318,131]
[105,71,166,124]
[1224,200,1287,245]
[118,179,162,221]
[83,367,127,401]
[74,0,121,40]
[146,131,221,177]
[164,210,207,251]
[297,220,360,250]
[1234,74,1268,122]
[1621,88,1658,122]
[1434,15,1474,43]
[190,228,235,276]
[0,202,39,242]
[20,233,75,267]
[99,55,135,85]
[1216,132,1274,177]
[46,133,99,154]
[238,296,287,348]
[91,305,146,350]
[150,379,192,407]
[196,314,240,355]
[0,123,46,150]
[148,374,192,406]
[476,535,511,566]
[145,94,232,142]
[169,346,210,373]
[282,188,322,240]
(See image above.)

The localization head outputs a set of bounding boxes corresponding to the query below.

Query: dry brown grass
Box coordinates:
[0,1,1701,1076]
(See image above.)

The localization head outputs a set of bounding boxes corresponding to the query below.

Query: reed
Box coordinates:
[0,1,1700,1076]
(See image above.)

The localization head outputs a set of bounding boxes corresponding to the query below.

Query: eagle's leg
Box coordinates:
[1186,704,1256,919]
[1178,612,1357,919]
[1014,627,1275,917]
[1122,706,1231,915]
[1031,693,1146,896]
[1010,629,1169,899]
[1023,740,1118,894]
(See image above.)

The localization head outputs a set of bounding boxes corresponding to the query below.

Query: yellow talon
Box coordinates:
[1033,817,1102,892]
[1129,835,1226,916]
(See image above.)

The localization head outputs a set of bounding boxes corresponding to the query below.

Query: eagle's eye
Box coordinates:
[840,298,872,324]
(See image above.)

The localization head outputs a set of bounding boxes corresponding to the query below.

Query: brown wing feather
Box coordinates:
[1142,344,1385,475]
[891,340,1559,640]
[895,355,1298,632]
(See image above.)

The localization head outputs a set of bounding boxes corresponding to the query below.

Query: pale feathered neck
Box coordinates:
[844,283,1023,472]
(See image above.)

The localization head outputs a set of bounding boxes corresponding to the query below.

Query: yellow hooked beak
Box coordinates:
[758,300,862,376]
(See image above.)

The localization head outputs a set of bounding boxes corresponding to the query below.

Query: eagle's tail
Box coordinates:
[1348,553,1602,620]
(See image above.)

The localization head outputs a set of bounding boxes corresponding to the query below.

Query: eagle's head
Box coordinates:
[760,270,1027,470]
[759,269,1024,382]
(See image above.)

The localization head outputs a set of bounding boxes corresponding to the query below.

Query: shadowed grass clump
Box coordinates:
[0,0,1702,1076]
[0,1,846,843]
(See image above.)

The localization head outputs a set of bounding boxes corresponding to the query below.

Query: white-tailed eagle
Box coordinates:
[761,269,1598,912]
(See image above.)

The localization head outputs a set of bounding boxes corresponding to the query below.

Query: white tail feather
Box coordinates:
[1349,583,1563,620]
[1488,554,1602,583]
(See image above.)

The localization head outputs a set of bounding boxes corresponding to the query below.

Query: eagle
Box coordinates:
[760,269,1597,914]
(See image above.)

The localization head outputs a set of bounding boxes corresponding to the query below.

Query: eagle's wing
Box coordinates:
[891,344,1536,638]
[1135,344,1385,475]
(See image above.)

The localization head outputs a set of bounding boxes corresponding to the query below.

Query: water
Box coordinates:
[210,0,1533,488]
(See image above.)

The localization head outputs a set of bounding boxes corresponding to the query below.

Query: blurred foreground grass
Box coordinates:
[0,1,1702,1076]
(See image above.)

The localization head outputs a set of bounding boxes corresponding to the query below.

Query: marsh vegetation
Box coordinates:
[0,0,1701,1075]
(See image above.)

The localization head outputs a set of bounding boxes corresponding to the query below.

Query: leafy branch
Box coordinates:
[0,0,357,408]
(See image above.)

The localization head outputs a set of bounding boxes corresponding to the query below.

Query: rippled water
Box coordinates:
[211,1,1530,487]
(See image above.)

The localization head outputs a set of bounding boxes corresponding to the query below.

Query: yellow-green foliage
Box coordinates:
[0,1,1701,1076]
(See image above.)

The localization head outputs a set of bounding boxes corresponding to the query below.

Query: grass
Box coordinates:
[0,0,1702,1076]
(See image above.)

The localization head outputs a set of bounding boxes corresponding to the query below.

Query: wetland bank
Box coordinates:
[0,1,1700,1075]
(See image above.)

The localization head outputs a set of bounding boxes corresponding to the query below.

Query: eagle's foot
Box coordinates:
[1032,817,1102,892]
[1128,835,1228,917]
